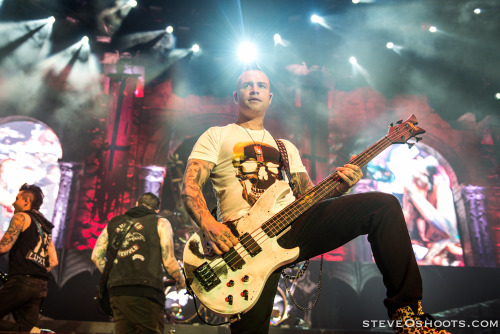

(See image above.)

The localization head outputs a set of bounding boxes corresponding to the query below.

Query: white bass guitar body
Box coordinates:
[183,180,299,317]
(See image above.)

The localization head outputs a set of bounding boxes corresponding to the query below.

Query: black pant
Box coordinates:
[230,192,422,333]
[110,295,165,334]
[0,275,48,331]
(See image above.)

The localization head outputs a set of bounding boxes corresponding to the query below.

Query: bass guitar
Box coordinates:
[183,114,425,317]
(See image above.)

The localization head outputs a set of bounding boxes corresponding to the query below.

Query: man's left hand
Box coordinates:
[336,155,363,194]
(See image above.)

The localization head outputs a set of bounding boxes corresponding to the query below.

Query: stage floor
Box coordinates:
[35,320,392,334]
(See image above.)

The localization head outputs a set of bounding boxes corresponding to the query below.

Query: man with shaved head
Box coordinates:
[182,66,450,334]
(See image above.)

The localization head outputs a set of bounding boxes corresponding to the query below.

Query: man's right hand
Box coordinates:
[176,273,187,291]
[201,216,239,255]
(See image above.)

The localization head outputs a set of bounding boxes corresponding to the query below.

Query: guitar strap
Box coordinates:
[103,217,137,273]
[274,139,295,191]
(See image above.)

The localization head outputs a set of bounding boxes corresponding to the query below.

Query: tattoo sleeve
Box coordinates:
[158,218,182,282]
[91,227,109,273]
[289,172,314,198]
[181,159,215,226]
[0,213,25,254]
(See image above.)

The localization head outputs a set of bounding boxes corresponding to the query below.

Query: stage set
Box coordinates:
[0,0,499,333]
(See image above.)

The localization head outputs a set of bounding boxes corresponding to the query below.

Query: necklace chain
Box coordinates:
[239,124,266,145]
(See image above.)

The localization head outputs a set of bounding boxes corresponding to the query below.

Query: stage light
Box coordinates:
[429,26,437,33]
[274,34,282,45]
[310,14,330,29]
[474,8,481,15]
[352,0,360,3]
[81,36,89,45]
[495,92,500,100]
[237,41,257,63]
[128,0,137,7]
[191,44,200,53]
[48,16,55,24]
[386,42,394,49]
[349,56,357,64]
[311,15,321,24]
[166,26,173,34]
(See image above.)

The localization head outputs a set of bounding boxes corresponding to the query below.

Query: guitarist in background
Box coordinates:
[181,66,451,334]
[91,192,186,334]
[0,183,58,333]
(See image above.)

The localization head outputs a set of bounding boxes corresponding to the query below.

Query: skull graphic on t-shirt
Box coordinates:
[232,142,281,206]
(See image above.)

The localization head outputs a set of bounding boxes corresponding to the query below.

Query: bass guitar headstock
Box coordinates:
[387,114,425,148]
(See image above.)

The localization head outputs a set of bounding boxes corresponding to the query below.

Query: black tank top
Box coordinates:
[9,212,51,279]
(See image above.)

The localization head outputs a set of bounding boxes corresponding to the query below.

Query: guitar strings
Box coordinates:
[202,126,416,279]
[208,136,394,276]
[206,130,406,277]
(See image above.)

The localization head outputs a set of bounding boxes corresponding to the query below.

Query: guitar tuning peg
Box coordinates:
[389,122,394,127]
[414,121,418,125]
[396,119,403,124]
[415,137,423,142]
[407,142,415,149]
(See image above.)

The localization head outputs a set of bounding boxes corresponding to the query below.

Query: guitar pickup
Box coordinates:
[193,262,221,292]
[240,233,262,257]
[223,248,245,271]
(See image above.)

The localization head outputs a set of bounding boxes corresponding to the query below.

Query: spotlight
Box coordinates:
[474,8,481,15]
[311,14,321,24]
[352,0,361,3]
[237,41,257,63]
[349,56,357,64]
[166,26,174,34]
[429,26,437,33]
[47,16,55,24]
[495,92,500,100]
[274,34,282,45]
[128,0,137,7]
[386,42,394,49]
[310,14,330,29]
[191,44,200,53]
[81,36,89,45]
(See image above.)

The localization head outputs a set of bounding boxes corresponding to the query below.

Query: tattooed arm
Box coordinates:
[289,172,315,198]
[158,218,185,290]
[289,155,363,199]
[181,159,239,255]
[0,212,28,255]
[91,227,109,273]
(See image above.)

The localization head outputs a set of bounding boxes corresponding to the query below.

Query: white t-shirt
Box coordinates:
[188,123,307,221]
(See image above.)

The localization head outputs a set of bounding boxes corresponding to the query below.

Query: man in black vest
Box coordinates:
[0,183,58,332]
[92,192,186,334]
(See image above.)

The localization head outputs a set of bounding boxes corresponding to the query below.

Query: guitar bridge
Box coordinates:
[193,262,221,292]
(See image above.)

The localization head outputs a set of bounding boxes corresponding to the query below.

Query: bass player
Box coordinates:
[181,66,450,334]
